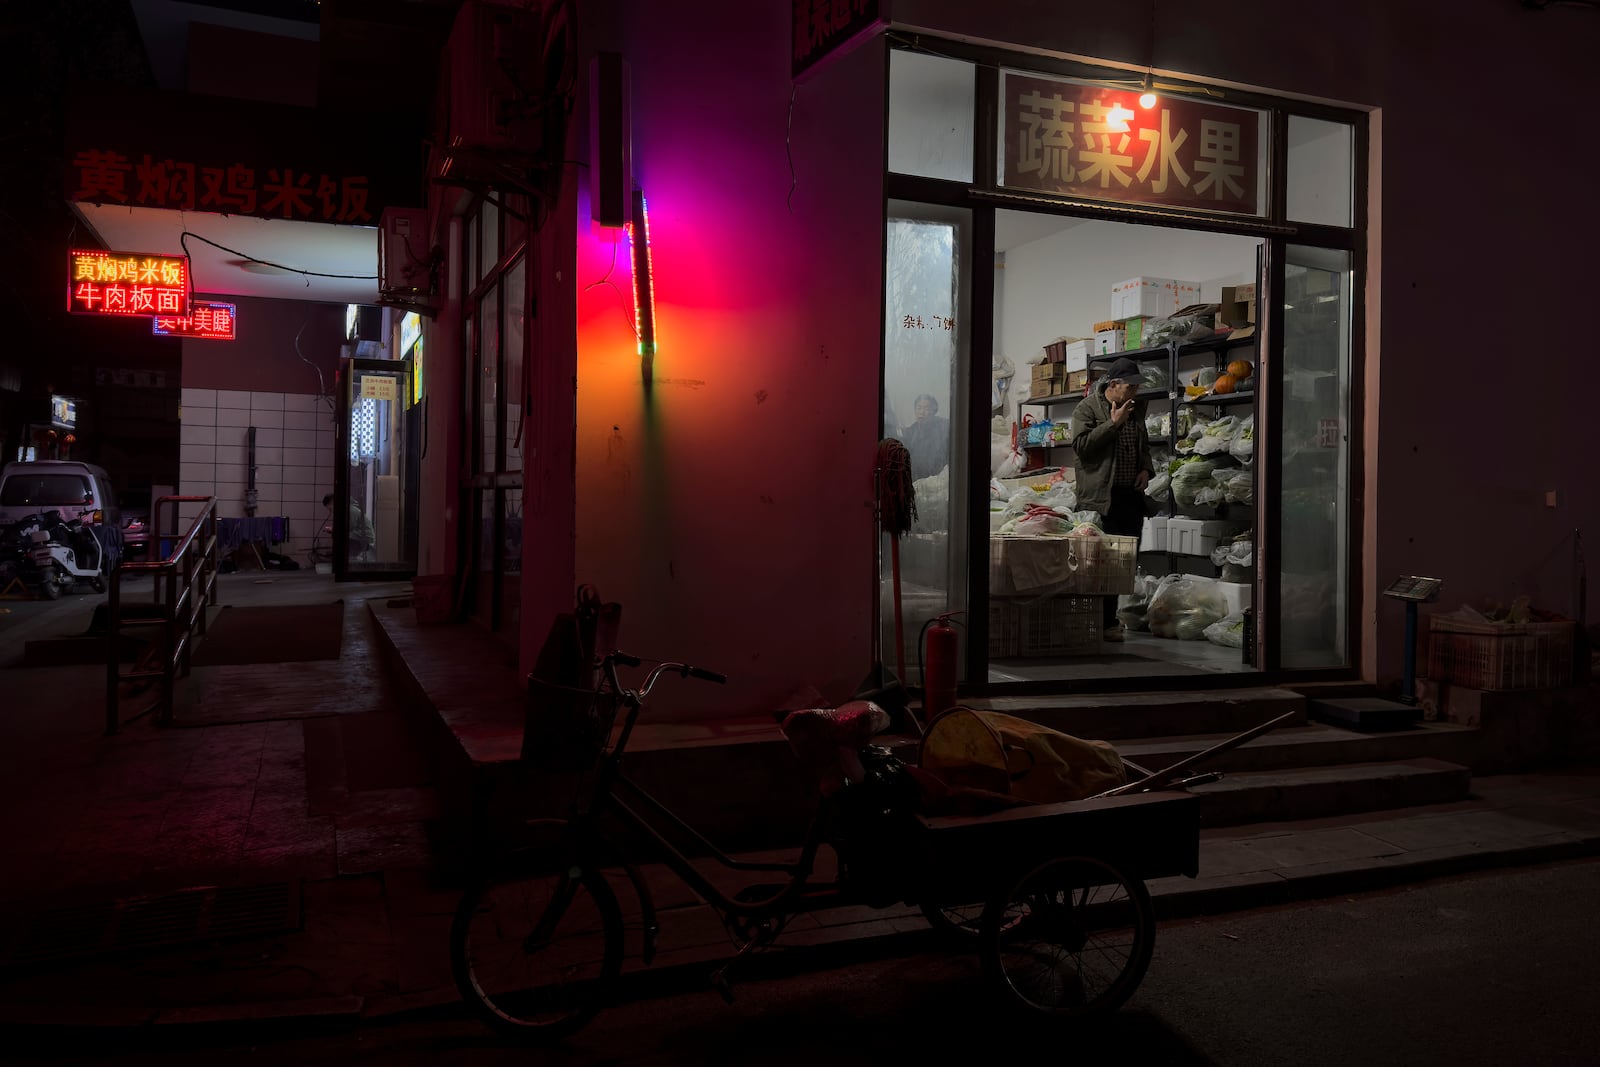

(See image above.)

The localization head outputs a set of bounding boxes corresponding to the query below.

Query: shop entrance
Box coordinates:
[333,357,417,580]
[881,42,1363,692]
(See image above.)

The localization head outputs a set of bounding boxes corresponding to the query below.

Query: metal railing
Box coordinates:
[105,496,220,734]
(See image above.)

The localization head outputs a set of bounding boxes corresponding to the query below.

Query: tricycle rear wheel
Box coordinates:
[979,855,1154,1020]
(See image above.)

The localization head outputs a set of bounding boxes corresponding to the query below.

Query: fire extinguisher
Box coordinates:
[921,610,964,725]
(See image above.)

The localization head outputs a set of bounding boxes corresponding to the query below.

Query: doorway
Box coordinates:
[333,357,416,581]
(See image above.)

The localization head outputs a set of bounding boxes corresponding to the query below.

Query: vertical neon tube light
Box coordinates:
[627,188,657,382]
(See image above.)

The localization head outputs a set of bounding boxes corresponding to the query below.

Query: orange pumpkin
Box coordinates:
[1213,374,1237,395]
[1227,359,1254,380]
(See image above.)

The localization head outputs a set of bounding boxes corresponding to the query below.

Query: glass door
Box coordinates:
[1276,245,1353,667]
[334,356,416,580]
[881,202,971,685]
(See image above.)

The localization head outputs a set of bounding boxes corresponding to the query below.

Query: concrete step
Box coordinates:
[963,686,1307,740]
[1116,720,1482,778]
[1186,758,1472,827]
[1308,696,1422,731]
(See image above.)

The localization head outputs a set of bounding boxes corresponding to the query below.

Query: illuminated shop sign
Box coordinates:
[153,301,237,340]
[51,395,76,430]
[70,151,373,223]
[67,249,188,317]
[1001,71,1264,217]
[793,0,881,80]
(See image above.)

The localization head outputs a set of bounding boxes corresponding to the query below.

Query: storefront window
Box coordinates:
[503,257,525,472]
[1287,117,1354,228]
[1278,245,1353,668]
[882,203,970,682]
[888,50,975,182]
[479,282,499,475]
[482,198,501,273]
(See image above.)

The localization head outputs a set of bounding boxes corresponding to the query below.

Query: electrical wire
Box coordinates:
[786,82,798,214]
[583,227,637,338]
[179,230,379,280]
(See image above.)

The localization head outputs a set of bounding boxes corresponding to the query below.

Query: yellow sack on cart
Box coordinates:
[918,707,1126,804]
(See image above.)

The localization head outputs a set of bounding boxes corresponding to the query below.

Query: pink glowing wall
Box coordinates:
[574,1,886,717]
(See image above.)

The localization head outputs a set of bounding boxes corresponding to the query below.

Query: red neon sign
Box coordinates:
[67,249,188,318]
[153,301,236,341]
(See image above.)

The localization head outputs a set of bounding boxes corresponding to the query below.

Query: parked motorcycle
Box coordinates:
[0,508,108,598]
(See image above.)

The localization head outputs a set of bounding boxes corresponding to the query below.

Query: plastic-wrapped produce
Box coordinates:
[1217,467,1253,503]
[1118,572,1160,632]
[1146,574,1228,640]
[1144,314,1216,346]
[1229,414,1255,461]
[1203,611,1247,648]
[1170,456,1227,509]
[1145,470,1171,501]
[1192,416,1239,455]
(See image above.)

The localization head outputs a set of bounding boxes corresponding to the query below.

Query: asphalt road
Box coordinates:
[10,858,1599,1066]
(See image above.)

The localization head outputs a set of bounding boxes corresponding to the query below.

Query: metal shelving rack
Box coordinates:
[1019,332,1258,576]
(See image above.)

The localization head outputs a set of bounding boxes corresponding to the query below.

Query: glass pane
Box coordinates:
[1279,245,1352,668]
[505,193,528,253]
[502,257,526,473]
[475,488,495,627]
[888,50,975,182]
[466,211,478,291]
[482,197,501,272]
[882,204,970,682]
[480,284,499,475]
[346,367,407,571]
[501,487,522,630]
[1287,117,1354,228]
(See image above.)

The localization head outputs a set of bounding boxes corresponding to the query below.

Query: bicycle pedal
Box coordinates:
[710,969,736,1004]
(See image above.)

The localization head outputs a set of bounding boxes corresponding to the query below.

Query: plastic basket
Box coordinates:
[1427,616,1575,691]
[989,599,1020,657]
[1014,595,1101,657]
[521,678,624,771]
[990,534,1138,596]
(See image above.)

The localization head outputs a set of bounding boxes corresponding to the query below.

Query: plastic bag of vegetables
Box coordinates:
[1147,574,1228,640]
[1217,467,1253,504]
[1117,572,1160,632]
[1171,456,1227,509]
[1203,611,1247,648]
[1145,470,1171,501]
[1229,414,1255,461]
[1192,416,1239,455]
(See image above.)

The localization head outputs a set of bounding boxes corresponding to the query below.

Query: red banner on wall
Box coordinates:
[66,249,188,317]
[793,0,881,80]
[1001,72,1263,216]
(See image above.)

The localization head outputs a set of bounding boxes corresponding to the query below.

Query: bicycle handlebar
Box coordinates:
[602,651,727,702]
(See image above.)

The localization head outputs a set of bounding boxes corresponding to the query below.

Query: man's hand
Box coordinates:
[1110,397,1136,425]
[1136,469,1150,491]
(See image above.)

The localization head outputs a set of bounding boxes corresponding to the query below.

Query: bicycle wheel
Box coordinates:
[919,900,984,942]
[979,855,1155,1020]
[451,850,624,1041]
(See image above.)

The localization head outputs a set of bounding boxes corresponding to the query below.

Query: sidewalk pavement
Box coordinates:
[1,572,1599,1033]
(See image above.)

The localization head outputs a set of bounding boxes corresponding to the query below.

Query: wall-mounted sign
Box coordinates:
[51,395,77,430]
[359,375,398,402]
[1001,71,1264,217]
[70,151,374,223]
[152,301,236,340]
[793,0,881,81]
[95,368,170,388]
[68,249,188,317]
[399,311,421,355]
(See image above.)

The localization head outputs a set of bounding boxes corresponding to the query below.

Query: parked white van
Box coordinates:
[0,460,123,530]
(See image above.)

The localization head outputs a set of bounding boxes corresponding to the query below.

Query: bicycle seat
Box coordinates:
[780,701,891,796]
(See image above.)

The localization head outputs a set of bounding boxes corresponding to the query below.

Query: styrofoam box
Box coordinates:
[1063,339,1093,373]
[1094,329,1126,355]
[1140,515,1168,552]
[1111,277,1201,322]
[1166,518,1201,555]
[1219,581,1252,616]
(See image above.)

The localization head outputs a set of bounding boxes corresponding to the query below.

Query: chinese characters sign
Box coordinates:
[793,0,880,80]
[153,301,237,341]
[70,151,373,223]
[1002,72,1262,216]
[67,249,188,318]
[360,376,399,402]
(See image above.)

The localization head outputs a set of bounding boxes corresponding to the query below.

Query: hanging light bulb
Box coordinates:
[1139,73,1158,110]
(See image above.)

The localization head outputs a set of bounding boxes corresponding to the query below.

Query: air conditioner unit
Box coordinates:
[377,207,434,310]
[434,0,546,183]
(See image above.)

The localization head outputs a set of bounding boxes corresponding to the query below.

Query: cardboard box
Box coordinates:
[1093,329,1126,356]
[1091,320,1121,334]
[1123,316,1149,349]
[1063,339,1092,373]
[1219,285,1256,326]
[1111,277,1201,322]
[1043,337,1086,363]
[1032,360,1063,383]
[1065,369,1089,394]
[1029,378,1059,399]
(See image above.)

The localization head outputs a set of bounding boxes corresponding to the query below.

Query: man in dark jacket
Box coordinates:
[1070,357,1153,641]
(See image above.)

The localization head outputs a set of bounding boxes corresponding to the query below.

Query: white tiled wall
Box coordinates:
[178,389,336,563]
